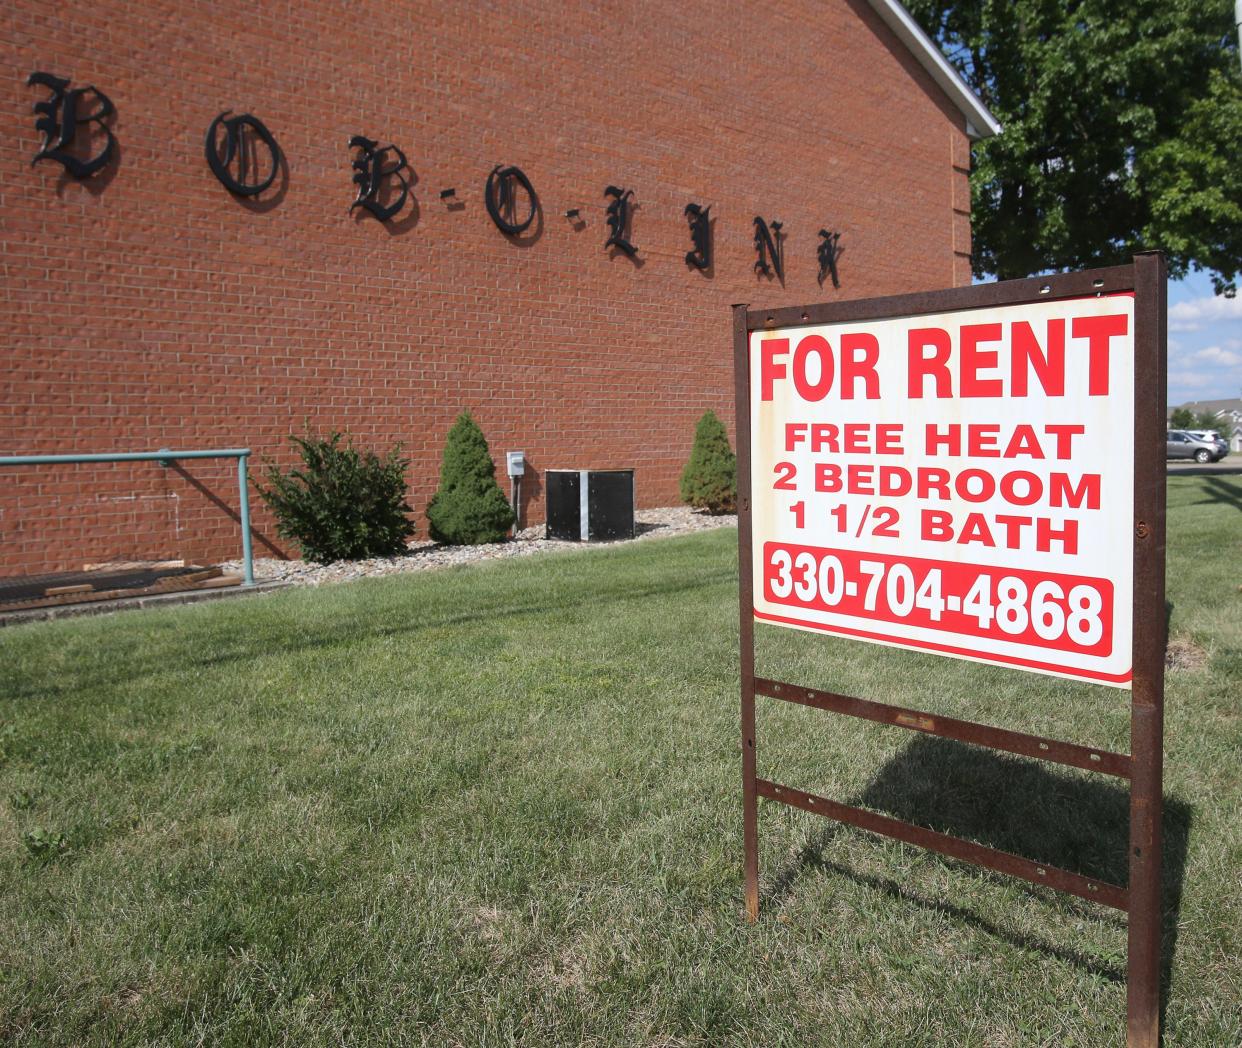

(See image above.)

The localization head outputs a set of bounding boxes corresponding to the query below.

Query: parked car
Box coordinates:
[1166,430,1229,463]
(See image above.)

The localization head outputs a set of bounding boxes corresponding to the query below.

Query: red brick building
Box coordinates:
[1,0,996,573]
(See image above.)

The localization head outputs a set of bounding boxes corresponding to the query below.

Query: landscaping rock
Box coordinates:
[221,506,736,589]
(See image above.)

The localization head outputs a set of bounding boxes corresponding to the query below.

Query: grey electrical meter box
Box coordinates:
[506,451,525,477]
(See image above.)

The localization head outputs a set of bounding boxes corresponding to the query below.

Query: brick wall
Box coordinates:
[0,0,973,573]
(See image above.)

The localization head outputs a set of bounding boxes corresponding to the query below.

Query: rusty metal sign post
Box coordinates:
[733,254,1166,1047]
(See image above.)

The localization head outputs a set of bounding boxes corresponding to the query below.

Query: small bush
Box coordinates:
[255,431,415,563]
[680,410,737,514]
[426,412,515,544]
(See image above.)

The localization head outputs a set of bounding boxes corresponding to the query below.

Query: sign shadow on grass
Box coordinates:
[1193,477,1242,513]
[766,734,1191,1016]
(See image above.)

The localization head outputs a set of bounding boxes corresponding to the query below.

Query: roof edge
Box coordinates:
[864,0,1001,141]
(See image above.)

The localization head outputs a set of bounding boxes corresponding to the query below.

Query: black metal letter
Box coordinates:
[484,165,537,235]
[205,112,280,196]
[604,185,638,257]
[27,72,115,178]
[349,136,410,222]
[753,216,784,282]
[817,229,842,288]
[685,203,711,271]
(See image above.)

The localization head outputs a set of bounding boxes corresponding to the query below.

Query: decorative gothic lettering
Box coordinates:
[604,185,638,257]
[349,136,410,221]
[205,112,280,196]
[817,229,842,288]
[484,165,537,235]
[684,203,711,271]
[753,216,784,282]
[27,72,115,178]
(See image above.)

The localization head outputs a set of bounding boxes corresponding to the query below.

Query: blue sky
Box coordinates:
[1167,273,1242,407]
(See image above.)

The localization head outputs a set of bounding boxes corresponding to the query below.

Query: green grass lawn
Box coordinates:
[1,476,1239,1047]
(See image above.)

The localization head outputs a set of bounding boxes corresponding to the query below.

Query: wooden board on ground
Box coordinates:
[0,565,239,614]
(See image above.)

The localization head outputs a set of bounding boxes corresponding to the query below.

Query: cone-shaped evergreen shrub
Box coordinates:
[254,431,414,563]
[680,410,737,514]
[426,411,515,544]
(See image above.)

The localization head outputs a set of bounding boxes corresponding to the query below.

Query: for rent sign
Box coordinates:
[749,293,1135,686]
[737,259,1167,1047]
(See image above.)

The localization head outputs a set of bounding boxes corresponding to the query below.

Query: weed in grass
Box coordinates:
[21,827,68,862]
[9,788,34,811]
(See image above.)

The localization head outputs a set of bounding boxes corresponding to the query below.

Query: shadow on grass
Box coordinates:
[1192,477,1242,513]
[1167,465,1242,478]
[767,736,1191,1018]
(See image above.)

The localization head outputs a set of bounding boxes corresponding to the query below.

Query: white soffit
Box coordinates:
[864,0,1002,140]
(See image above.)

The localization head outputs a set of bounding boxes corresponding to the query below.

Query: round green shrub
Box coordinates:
[680,409,737,514]
[426,411,515,544]
[254,431,414,563]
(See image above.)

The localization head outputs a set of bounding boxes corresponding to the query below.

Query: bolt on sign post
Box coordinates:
[733,253,1167,1047]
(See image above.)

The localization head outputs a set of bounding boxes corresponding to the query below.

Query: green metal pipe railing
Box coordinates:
[0,449,254,585]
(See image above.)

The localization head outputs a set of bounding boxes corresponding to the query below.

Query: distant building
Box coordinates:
[1170,398,1242,452]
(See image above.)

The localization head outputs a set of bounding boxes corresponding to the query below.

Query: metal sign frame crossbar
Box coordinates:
[732,253,1166,1047]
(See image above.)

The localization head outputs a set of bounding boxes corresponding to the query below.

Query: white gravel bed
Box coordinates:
[221,506,736,588]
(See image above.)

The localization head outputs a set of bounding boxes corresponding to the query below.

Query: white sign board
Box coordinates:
[749,294,1135,687]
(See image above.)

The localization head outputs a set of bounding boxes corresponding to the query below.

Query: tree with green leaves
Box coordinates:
[906,0,1242,294]
[426,412,515,544]
[1169,407,1196,429]
[1195,410,1225,434]
[680,410,737,514]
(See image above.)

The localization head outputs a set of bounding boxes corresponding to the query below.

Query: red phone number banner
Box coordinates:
[761,542,1114,658]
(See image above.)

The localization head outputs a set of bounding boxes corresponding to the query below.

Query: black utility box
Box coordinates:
[545,469,635,541]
